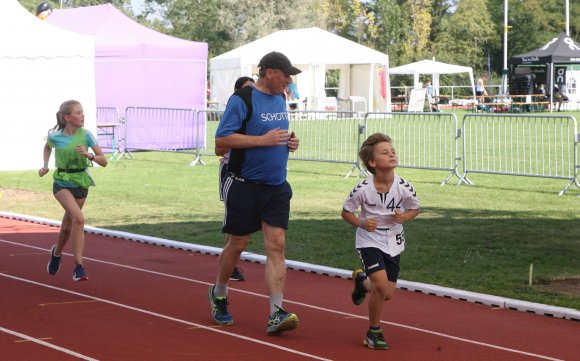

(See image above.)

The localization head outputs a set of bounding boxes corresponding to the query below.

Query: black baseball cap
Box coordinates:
[258,52,301,76]
[36,2,52,15]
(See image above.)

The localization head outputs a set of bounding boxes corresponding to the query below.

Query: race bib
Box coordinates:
[386,224,405,255]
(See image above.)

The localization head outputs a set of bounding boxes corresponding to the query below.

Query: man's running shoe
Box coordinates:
[351,269,367,305]
[229,266,245,281]
[47,245,61,275]
[208,285,233,325]
[364,328,389,350]
[72,264,88,281]
[266,306,299,335]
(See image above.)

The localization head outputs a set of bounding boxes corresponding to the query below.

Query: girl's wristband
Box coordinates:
[358,220,366,229]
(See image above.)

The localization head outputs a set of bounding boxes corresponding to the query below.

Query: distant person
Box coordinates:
[214,76,255,282]
[424,80,438,112]
[286,79,300,110]
[36,2,52,20]
[341,133,420,350]
[536,83,548,104]
[552,84,568,111]
[476,75,488,98]
[537,83,546,95]
[209,51,301,335]
[39,100,108,281]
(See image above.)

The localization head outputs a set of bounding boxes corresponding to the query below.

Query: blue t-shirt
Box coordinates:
[215,86,290,185]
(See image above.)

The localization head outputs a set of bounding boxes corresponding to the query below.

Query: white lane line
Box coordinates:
[0,239,565,361]
[0,272,331,361]
[0,327,98,361]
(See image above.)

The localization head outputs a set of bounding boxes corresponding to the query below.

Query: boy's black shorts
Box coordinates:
[357,247,401,283]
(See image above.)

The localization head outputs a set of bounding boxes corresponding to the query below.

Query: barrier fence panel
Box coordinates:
[125,107,201,152]
[364,112,461,184]
[96,107,123,159]
[194,109,362,175]
[191,110,224,166]
[460,114,579,195]
[288,110,362,177]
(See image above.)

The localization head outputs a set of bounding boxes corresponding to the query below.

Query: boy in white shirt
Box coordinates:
[341,133,420,350]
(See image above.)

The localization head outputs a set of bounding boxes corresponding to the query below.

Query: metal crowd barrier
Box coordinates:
[288,110,362,177]
[119,105,578,196]
[460,114,579,195]
[96,107,127,160]
[124,107,202,153]
[364,112,462,184]
[191,110,224,166]
[192,110,362,176]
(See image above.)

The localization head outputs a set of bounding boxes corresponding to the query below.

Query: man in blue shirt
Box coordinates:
[209,52,301,336]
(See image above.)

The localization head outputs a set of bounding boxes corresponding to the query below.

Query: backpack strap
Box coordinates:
[227,86,254,176]
[234,85,254,131]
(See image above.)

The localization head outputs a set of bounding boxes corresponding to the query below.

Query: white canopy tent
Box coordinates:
[389,59,476,100]
[210,27,390,112]
[0,0,96,171]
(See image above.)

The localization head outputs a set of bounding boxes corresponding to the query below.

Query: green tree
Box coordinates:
[433,0,497,74]
[429,0,455,43]
[486,0,580,75]
[368,0,413,66]
[410,0,433,58]
[143,0,323,58]
[18,0,131,13]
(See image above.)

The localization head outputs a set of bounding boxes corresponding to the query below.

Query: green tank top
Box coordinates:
[53,128,95,188]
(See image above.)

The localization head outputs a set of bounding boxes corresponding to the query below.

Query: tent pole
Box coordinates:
[500,0,509,95]
[566,0,570,36]
[550,63,554,113]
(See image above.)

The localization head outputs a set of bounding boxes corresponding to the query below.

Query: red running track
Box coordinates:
[0,217,578,361]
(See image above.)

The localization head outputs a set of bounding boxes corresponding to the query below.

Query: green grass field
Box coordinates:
[1,150,579,310]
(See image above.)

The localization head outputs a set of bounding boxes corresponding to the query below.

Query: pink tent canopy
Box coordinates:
[48,4,208,151]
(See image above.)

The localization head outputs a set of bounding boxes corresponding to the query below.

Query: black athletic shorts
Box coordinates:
[222,176,292,236]
[218,161,228,201]
[53,183,89,199]
[357,247,401,283]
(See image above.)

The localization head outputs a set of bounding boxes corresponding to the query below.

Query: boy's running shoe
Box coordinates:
[47,245,61,275]
[364,328,389,350]
[229,266,245,281]
[208,285,233,325]
[351,269,367,305]
[72,264,88,281]
[266,306,299,335]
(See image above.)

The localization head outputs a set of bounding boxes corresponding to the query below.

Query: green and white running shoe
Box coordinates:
[364,328,389,350]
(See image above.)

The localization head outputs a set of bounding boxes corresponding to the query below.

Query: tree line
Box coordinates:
[19,0,580,85]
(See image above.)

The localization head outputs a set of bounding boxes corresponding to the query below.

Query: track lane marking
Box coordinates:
[40,300,100,307]
[0,327,98,361]
[0,272,331,361]
[0,239,566,361]
[15,337,53,343]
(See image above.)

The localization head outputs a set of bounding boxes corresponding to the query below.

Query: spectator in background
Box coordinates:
[424,80,438,112]
[476,74,488,99]
[286,78,299,110]
[553,85,568,111]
